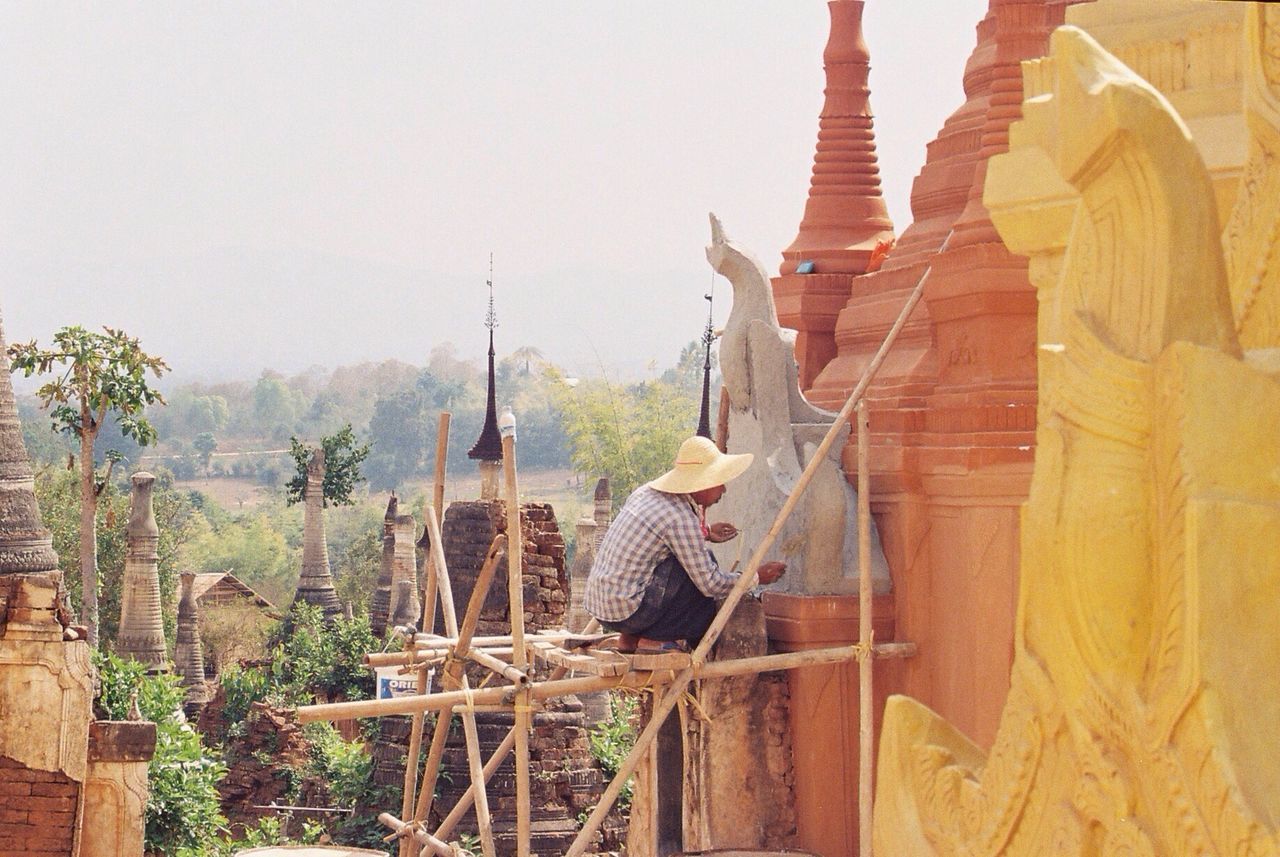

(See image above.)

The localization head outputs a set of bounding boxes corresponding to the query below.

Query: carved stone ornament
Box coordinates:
[874,25,1280,855]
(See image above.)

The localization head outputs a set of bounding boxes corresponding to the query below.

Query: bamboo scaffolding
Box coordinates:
[562,261,933,857]
[305,265,930,856]
[422,412,450,638]
[857,400,873,857]
[404,521,503,857]
[299,641,913,723]
[501,432,532,857]
[398,654,428,857]
[433,617,602,843]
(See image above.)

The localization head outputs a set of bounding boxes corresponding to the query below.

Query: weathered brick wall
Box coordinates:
[0,755,79,856]
[439,500,568,637]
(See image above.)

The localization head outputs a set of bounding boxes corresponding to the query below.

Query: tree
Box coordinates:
[365,390,428,490]
[286,425,370,507]
[8,326,167,645]
[193,432,218,476]
[511,345,545,376]
[547,367,698,499]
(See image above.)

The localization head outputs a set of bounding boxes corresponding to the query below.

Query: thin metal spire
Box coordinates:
[696,274,715,439]
[469,253,504,462]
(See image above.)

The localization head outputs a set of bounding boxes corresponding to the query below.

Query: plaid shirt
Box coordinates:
[584,484,737,622]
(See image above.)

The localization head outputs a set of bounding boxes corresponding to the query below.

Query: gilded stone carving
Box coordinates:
[875,25,1280,856]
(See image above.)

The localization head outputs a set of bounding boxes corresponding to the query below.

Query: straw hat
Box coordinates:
[648,436,753,495]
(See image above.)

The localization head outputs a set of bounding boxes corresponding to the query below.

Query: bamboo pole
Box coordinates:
[398,653,428,857]
[857,400,873,857]
[501,432,532,857]
[715,385,730,452]
[564,261,935,857]
[422,412,450,637]
[303,642,915,724]
[465,649,528,686]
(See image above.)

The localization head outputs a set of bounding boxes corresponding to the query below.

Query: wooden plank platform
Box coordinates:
[527,640,692,677]
[528,640,628,677]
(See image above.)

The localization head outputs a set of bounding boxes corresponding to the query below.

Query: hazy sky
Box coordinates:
[3,1,988,384]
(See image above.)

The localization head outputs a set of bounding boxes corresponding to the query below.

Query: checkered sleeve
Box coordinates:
[660,502,738,599]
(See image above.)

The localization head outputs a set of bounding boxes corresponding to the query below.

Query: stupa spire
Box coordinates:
[176,571,209,714]
[780,0,894,274]
[369,492,397,638]
[290,448,342,620]
[772,0,896,386]
[469,255,504,499]
[116,472,168,672]
[0,312,60,578]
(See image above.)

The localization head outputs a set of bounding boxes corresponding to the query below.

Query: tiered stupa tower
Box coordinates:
[370,493,397,637]
[291,448,342,619]
[0,310,146,856]
[771,0,896,388]
[115,472,168,672]
[790,0,1081,753]
[387,512,420,629]
[176,571,210,714]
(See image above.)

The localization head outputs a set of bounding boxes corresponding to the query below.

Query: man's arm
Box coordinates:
[664,512,738,598]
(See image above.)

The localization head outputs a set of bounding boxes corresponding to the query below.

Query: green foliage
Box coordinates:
[93,652,229,855]
[587,692,638,814]
[7,324,168,445]
[285,424,370,507]
[273,604,378,703]
[302,721,374,809]
[548,366,699,499]
[185,510,295,607]
[218,662,273,726]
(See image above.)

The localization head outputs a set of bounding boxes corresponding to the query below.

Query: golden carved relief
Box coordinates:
[876,25,1280,856]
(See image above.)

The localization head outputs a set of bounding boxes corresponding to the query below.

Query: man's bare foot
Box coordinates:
[617,632,641,654]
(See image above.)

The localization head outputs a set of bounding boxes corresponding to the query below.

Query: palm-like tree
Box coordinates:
[511,345,545,376]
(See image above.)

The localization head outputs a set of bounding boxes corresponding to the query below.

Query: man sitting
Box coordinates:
[584,436,786,653]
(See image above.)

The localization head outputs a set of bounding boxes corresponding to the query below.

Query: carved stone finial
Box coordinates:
[0,311,60,579]
[116,472,168,672]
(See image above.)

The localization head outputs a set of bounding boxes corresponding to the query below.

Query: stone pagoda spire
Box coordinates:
[387,513,421,630]
[468,258,504,500]
[291,448,342,620]
[115,472,168,672]
[175,571,209,713]
[369,493,397,638]
[592,477,611,545]
[0,313,61,581]
[773,0,895,384]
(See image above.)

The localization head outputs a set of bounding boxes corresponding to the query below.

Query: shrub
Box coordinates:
[93,652,229,856]
[587,692,638,814]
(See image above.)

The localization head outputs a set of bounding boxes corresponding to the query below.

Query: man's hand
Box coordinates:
[707,522,738,543]
[756,561,786,585]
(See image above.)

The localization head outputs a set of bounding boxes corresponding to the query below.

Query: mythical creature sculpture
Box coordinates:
[705,213,888,595]
[875,24,1280,855]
